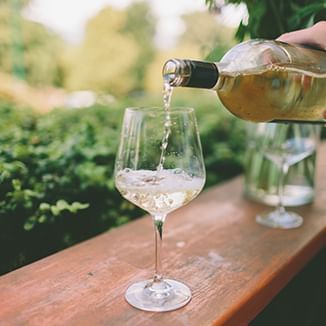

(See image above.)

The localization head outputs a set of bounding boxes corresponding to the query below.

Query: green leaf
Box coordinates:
[24,216,37,231]
[39,202,50,211]
[69,202,90,213]
[12,179,22,191]
[38,215,47,223]
[56,200,69,210]
[289,3,325,28]
[50,206,60,216]
[235,20,247,41]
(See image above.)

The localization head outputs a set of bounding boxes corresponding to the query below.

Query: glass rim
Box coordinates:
[125,107,195,114]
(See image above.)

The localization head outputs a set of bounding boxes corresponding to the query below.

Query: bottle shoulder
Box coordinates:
[219,39,326,75]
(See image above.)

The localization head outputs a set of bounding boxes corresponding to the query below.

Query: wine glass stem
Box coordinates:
[277,161,289,214]
[153,215,166,282]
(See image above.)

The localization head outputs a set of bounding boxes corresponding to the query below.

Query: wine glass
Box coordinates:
[114,107,206,312]
[256,123,319,229]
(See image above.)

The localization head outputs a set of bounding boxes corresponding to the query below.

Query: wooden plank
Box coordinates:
[0,144,325,326]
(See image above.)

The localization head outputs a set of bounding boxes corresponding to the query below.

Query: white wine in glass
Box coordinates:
[115,107,205,312]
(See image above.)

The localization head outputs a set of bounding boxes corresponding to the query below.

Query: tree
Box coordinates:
[22,22,64,86]
[0,3,65,86]
[123,1,156,93]
[205,0,326,40]
[64,2,156,96]
[0,0,30,8]
[180,10,236,60]
[64,7,139,96]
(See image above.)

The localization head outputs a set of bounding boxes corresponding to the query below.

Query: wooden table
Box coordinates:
[0,144,325,326]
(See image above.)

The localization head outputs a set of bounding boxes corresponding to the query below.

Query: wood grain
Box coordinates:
[0,143,325,326]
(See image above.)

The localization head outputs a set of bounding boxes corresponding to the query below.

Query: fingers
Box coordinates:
[277,28,311,44]
[277,22,326,50]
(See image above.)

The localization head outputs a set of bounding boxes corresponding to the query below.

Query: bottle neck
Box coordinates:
[162,59,219,89]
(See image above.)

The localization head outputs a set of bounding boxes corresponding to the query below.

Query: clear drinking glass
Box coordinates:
[256,123,320,229]
[114,107,206,312]
[244,122,320,207]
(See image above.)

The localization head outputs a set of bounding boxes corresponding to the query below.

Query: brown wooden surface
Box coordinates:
[0,144,325,326]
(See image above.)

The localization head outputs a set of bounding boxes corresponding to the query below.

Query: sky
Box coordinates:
[24,0,247,48]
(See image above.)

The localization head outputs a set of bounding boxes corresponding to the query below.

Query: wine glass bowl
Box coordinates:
[256,123,320,229]
[114,107,205,311]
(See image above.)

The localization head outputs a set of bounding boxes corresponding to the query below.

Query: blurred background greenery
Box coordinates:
[0,0,324,274]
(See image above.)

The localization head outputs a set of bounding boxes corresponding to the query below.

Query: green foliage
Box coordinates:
[0,101,142,274]
[205,0,326,40]
[22,21,65,86]
[0,0,31,9]
[181,10,236,61]
[123,1,156,93]
[0,95,245,275]
[0,5,64,86]
[64,2,155,96]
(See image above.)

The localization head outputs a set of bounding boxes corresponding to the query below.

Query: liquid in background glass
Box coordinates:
[244,122,321,206]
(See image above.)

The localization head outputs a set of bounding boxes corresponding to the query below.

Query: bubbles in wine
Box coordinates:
[116,168,205,215]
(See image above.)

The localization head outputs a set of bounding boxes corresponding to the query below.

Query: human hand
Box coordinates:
[277,21,326,50]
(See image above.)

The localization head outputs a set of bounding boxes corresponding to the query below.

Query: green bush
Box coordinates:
[0,96,245,275]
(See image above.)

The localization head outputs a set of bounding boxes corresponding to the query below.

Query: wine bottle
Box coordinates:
[162,40,326,123]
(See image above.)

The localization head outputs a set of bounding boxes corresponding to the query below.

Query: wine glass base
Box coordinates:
[256,210,303,229]
[125,279,192,312]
